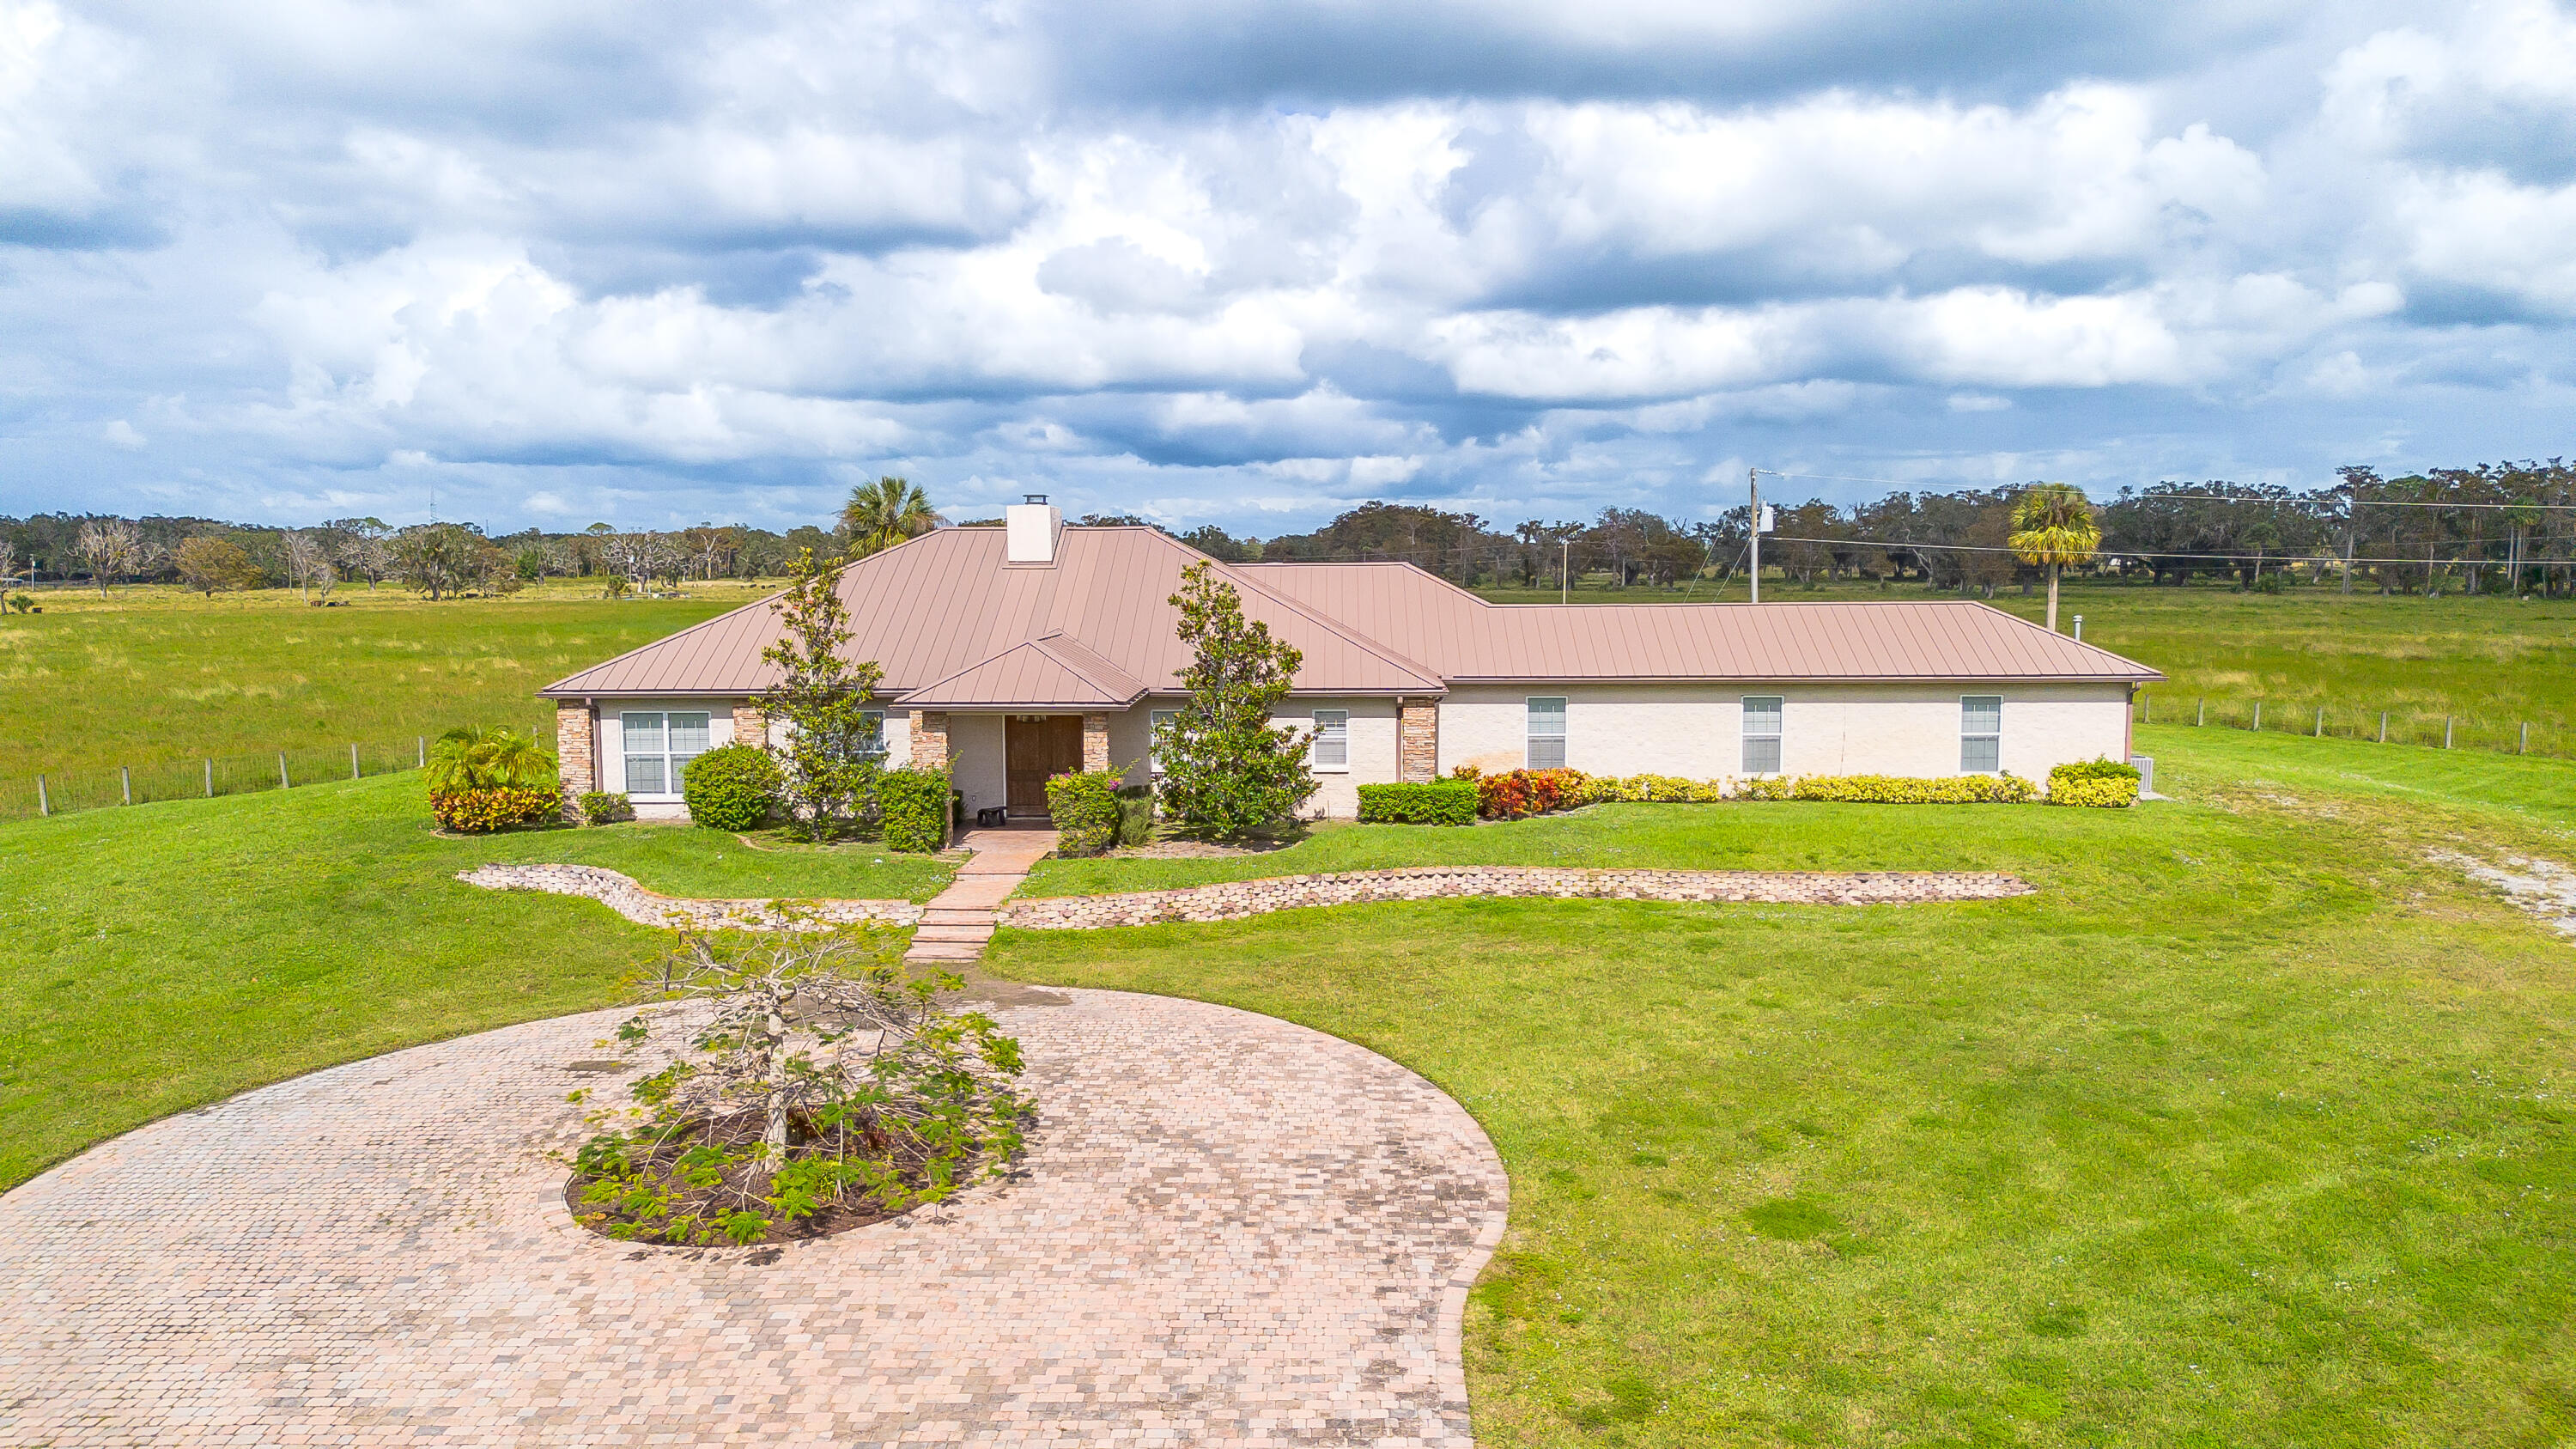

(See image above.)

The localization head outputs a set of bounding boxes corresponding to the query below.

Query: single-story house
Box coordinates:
[538,498,2162,821]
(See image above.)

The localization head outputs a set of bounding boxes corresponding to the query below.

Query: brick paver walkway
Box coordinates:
[0,989,1507,1447]
[907,828,1061,966]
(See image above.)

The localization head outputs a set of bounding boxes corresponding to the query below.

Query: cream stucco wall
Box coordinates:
[1437,682,2131,787]
[1265,696,1401,819]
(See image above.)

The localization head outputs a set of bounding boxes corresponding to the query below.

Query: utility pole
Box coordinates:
[1749,467,1761,604]
[1560,538,1570,604]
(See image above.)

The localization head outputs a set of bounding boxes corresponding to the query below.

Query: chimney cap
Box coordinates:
[1023,493,1048,505]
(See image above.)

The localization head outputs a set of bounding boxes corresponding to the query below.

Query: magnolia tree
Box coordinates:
[758,548,889,840]
[568,923,1030,1246]
[1152,561,1318,837]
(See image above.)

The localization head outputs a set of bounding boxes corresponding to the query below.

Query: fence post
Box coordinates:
[121,765,131,806]
[2144,695,2152,724]
[36,775,47,816]
[2379,710,2388,744]
[2445,717,2454,750]
[204,758,213,797]
[2314,706,2324,738]
[351,742,361,781]
[2252,700,2262,733]
[279,751,290,788]
[417,736,425,769]
[2197,698,2206,727]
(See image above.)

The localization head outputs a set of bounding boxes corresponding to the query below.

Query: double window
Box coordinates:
[1311,709,1350,769]
[1741,696,1783,774]
[1960,696,2002,772]
[1526,697,1567,769]
[622,710,711,795]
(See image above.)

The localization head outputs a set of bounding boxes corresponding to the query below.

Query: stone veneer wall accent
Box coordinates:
[1000,867,2032,929]
[555,702,596,819]
[732,703,768,747]
[1399,702,1438,782]
[911,710,950,770]
[459,863,921,929]
[1083,712,1111,773]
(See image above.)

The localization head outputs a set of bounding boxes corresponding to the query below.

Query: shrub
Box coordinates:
[876,768,951,853]
[1476,768,1589,819]
[1577,773,1729,804]
[579,791,635,825]
[426,724,555,793]
[431,784,563,832]
[1357,779,1479,825]
[1785,773,2037,804]
[2050,758,2140,807]
[1115,785,1156,847]
[681,743,782,831]
[1046,770,1124,856]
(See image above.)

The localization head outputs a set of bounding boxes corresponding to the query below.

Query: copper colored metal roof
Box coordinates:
[540,533,2160,705]
[1235,562,2162,682]
[540,528,1445,702]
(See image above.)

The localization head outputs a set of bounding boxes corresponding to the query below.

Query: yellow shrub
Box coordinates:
[1786,774,2038,804]
[2046,776,2137,808]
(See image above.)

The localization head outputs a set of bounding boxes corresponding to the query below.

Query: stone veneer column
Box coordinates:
[911,710,950,770]
[732,703,768,747]
[1082,712,1111,773]
[1398,700,1439,782]
[556,700,596,818]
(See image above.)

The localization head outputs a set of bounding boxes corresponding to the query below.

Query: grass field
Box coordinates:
[990,728,2576,1446]
[0,580,772,777]
[0,778,945,1190]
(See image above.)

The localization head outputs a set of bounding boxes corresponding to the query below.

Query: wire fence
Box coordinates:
[0,720,552,824]
[2137,693,2570,760]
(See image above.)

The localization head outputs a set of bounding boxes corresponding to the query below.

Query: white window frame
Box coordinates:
[1526,696,1567,770]
[1310,709,1350,770]
[1148,709,1179,774]
[1960,695,2002,774]
[858,709,887,759]
[621,709,713,799]
[1741,696,1783,775]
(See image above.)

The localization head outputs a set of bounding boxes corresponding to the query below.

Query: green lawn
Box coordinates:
[0,773,945,1189]
[990,729,2576,1446]
[0,580,770,778]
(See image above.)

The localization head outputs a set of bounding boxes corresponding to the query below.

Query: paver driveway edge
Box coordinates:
[0,984,1513,1447]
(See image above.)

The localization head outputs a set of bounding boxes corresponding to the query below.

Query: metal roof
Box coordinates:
[539,533,2160,704]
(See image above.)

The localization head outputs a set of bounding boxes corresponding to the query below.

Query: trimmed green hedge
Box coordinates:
[1735,773,2039,804]
[1356,779,1479,825]
[681,744,782,831]
[877,768,951,853]
[2050,757,2141,807]
[1047,770,1124,856]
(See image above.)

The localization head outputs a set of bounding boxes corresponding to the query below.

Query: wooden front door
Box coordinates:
[1005,715,1084,817]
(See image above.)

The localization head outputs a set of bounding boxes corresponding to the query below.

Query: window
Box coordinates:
[1148,709,1178,773]
[858,709,887,758]
[623,710,711,795]
[1526,697,1567,770]
[1741,696,1783,774]
[1960,695,2002,773]
[1311,709,1349,769]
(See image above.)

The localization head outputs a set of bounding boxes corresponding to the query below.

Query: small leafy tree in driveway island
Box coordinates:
[758,548,886,841]
[1153,561,1319,837]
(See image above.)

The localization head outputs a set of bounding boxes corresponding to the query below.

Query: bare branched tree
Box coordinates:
[74,517,144,597]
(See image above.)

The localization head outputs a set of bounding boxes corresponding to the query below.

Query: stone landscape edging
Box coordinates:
[463,861,2030,933]
[459,862,922,929]
[1000,865,2032,928]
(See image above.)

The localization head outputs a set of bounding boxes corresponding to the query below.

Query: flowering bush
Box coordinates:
[1474,768,1590,819]
[2048,757,2140,807]
[431,784,564,832]
[1045,770,1124,855]
[1577,773,1729,804]
[1786,773,2036,804]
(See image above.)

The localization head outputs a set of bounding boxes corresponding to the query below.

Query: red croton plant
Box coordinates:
[1451,764,1591,820]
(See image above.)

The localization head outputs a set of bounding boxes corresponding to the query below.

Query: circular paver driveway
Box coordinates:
[0,988,1506,1447]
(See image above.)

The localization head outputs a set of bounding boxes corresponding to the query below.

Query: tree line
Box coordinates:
[12,459,2573,604]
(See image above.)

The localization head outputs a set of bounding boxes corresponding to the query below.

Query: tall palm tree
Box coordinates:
[838,476,936,559]
[2008,483,2100,633]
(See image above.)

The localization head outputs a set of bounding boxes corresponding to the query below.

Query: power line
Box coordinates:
[1753,469,2576,510]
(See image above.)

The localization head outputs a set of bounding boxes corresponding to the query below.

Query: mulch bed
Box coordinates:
[563,1111,961,1247]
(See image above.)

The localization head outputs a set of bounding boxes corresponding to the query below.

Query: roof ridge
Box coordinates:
[1151,534,1446,690]
[1024,630,1147,697]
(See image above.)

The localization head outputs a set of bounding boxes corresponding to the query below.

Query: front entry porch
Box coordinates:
[1004,714,1086,817]
[913,709,1115,820]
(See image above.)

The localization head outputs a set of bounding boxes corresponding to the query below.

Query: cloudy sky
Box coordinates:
[4,1,2573,536]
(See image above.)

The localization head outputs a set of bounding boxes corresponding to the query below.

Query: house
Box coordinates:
[538,497,2162,820]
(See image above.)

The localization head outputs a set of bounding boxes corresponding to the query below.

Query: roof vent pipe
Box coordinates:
[1005,496,1062,563]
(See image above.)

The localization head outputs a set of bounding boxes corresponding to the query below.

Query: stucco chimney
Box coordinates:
[1005,494,1061,563]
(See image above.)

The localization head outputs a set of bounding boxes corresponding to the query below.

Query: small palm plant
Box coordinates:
[2008,483,2100,633]
[838,476,936,559]
[426,725,561,831]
